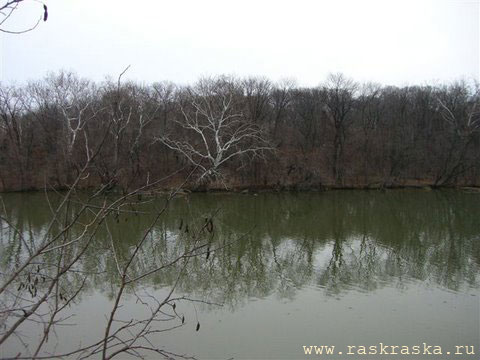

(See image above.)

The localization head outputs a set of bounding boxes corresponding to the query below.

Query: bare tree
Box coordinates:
[152,81,176,133]
[270,78,295,137]
[322,73,358,185]
[46,72,98,160]
[0,89,226,358]
[0,171,223,359]
[157,76,274,183]
[357,82,383,184]
[434,81,480,185]
[291,87,323,151]
[437,81,480,138]
[0,85,27,188]
[0,0,47,34]
[94,67,160,190]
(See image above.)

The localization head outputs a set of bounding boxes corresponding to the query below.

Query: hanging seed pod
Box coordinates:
[43,4,48,21]
[182,315,185,324]
[206,247,210,260]
[173,303,176,310]
[196,322,200,332]
[206,219,213,233]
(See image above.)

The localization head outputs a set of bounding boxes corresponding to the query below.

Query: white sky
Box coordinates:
[1,0,479,86]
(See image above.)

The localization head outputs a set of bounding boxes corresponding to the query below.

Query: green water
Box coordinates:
[1,190,479,359]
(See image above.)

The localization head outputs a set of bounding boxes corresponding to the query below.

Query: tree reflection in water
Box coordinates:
[1,190,479,309]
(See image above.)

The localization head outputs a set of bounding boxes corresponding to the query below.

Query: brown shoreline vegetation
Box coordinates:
[1,72,479,193]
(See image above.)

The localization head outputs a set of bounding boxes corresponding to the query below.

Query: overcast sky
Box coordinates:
[0,0,478,87]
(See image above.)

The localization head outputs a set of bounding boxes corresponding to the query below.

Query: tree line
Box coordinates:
[1,71,479,192]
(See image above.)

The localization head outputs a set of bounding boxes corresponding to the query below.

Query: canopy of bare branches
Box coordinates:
[0,72,479,192]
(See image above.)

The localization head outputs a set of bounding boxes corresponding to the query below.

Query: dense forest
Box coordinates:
[0,72,479,192]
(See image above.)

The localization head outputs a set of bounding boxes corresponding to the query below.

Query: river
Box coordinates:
[1,190,479,359]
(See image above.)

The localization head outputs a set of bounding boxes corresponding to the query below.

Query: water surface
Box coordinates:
[1,190,479,359]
